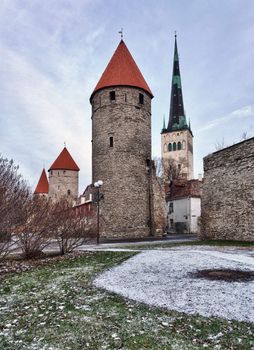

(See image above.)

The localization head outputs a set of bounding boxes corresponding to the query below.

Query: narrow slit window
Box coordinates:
[109,136,114,147]
[139,93,144,104]
[124,94,127,102]
[110,91,115,101]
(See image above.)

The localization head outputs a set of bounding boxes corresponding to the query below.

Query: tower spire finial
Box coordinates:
[64,141,66,148]
[118,28,123,40]
[174,30,177,39]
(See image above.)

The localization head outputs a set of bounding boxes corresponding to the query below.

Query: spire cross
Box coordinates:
[64,141,66,148]
[118,28,123,39]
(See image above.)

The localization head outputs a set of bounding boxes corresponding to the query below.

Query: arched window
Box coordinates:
[164,143,168,152]
[173,142,177,151]
[177,141,182,150]
[182,140,186,150]
[67,190,71,196]
[168,143,172,152]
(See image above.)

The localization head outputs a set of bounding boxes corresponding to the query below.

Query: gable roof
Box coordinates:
[91,40,153,100]
[34,168,49,194]
[49,147,80,171]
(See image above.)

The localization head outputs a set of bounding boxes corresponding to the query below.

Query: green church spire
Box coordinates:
[167,34,190,133]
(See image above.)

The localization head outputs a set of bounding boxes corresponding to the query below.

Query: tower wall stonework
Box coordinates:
[48,169,78,202]
[200,137,254,241]
[91,86,153,239]
[161,129,193,180]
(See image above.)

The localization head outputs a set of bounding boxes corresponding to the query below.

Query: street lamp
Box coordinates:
[94,180,103,244]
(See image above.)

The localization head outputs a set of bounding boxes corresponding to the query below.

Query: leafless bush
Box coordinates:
[14,196,57,259]
[0,156,30,260]
[153,156,187,182]
[53,200,96,255]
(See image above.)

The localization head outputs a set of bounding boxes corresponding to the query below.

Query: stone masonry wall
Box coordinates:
[200,137,254,241]
[91,86,154,239]
[48,169,79,202]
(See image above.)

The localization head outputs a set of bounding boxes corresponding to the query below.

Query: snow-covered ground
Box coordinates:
[94,247,254,322]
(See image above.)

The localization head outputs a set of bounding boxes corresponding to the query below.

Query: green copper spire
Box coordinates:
[161,114,166,133]
[167,33,190,133]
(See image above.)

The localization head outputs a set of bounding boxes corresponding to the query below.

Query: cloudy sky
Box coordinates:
[1,0,254,192]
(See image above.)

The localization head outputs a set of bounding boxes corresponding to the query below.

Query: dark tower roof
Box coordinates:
[162,35,192,135]
[90,40,153,100]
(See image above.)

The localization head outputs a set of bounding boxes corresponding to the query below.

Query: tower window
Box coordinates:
[177,142,182,150]
[110,91,115,101]
[168,143,172,152]
[124,94,127,102]
[67,190,71,196]
[109,136,114,147]
[139,93,144,104]
[173,142,177,151]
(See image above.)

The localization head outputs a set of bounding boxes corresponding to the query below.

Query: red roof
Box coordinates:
[91,40,153,99]
[49,147,80,171]
[34,169,49,194]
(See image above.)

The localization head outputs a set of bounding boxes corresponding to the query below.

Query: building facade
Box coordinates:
[166,179,202,234]
[91,40,155,239]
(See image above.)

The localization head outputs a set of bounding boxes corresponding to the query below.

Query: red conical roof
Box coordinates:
[91,40,153,100]
[34,169,49,194]
[49,147,80,171]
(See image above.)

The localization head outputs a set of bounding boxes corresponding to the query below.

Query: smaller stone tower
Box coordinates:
[161,34,193,180]
[48,147,79,202]
[34,168,49,197]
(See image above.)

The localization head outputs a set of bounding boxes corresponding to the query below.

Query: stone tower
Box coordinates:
[48,147,79,202]
[161,35,193,180]
[34,168,49,197]
[90,40,154,239]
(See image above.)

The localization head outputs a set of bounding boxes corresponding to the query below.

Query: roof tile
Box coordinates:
[91,40,153,99]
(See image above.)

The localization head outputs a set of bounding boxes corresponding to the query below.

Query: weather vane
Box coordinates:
[118,28,123,39]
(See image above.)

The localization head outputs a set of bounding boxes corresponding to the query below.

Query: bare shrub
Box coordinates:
[54,200,96,255]
[14,196,56,259]
[153,157,186,182]
[0,156,30,260]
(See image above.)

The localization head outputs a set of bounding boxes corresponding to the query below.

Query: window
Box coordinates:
[139,93,144,104]
[51,171,53,175]
[124,94,127,102]
[109,136,113,147]
[170,219,174,228]
[168,143,172,152]
[177,141,182,150]
[169,202,174,213]
[182,140,186,150]
[67,190,71,196]
[178,164,181,170]
[63,170,66,174]
[110,91,115,101]
[173,142,177,151]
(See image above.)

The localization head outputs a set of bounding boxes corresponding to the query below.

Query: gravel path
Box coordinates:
[94,248,254,322]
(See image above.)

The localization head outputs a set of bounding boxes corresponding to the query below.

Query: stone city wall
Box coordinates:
[200,137,254,241]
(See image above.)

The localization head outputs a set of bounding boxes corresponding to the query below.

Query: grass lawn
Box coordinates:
[0,251,253,350]
[116,240,254,250]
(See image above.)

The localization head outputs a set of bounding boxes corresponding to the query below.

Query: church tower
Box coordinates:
[161,35,193,180]
[91,39,154,239]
